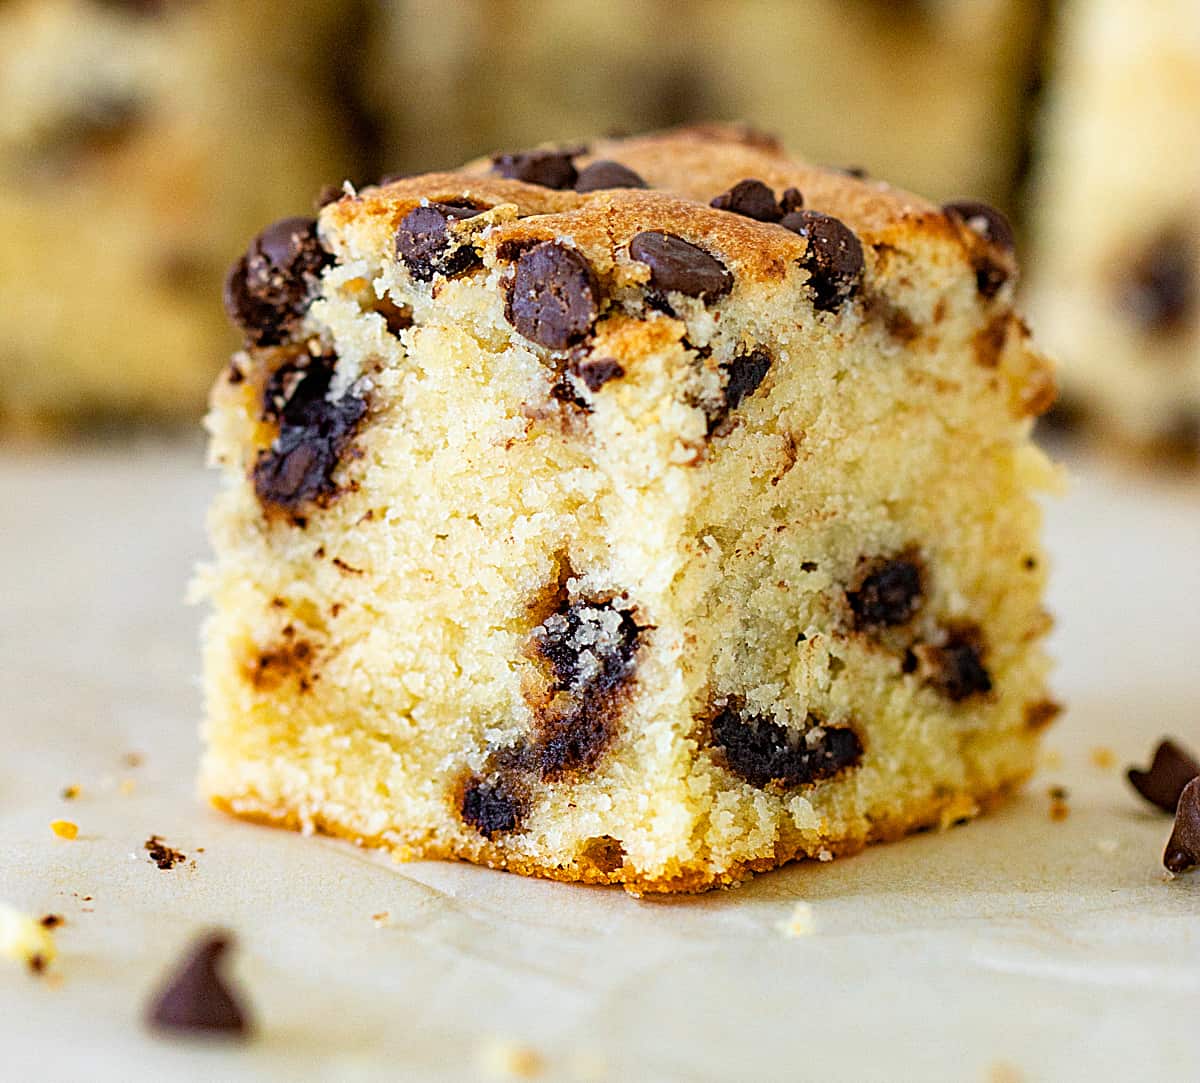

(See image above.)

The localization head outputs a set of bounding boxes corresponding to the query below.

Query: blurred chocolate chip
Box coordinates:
[779,187,805,214]
[1117,228,1196,335]
[942,201,1016,253]
[1128,738,1200,813]
[569,356,625,392]
[919,626,992,702]
[492,148,578,189]
[146,933,252,1037]
[847,556,924,629]
[395,200,484,281]
[710,179,782,222]
[505,242,600,350]
[575,160,647,192]
[314,183,344,209]
[711,704,862,789]
[781,211,864,310]
[224,217,331,347]
[461,777,522,838]
[1164,778,1200,874]
[629,231,732,300]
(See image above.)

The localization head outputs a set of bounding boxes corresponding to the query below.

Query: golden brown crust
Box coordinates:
[210,773,1028,896]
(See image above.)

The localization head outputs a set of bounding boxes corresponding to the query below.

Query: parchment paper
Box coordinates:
[1,440,1197,1082]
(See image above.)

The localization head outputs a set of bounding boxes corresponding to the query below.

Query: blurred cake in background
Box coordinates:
[1028,0,1199,463]
[694,0,1046,208]
[0,0,360,432]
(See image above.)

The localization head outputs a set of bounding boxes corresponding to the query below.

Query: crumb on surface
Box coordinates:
[144,836,188,871]
[50,820,78,840]
[119,779,137,796]
[938,793,980,830]
[1048,785,1070,821]
[39,914,64,929]
[371,911,391,928]
[987,1061,1024,1083]
[1,902,58,974]
[124,753,144,768]
[778,901,816,938]
[1089,746,1116,770]
[479,1038,544,1079]
[60,785,80,800]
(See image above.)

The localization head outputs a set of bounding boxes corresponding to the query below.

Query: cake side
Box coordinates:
[199,127,1058,892]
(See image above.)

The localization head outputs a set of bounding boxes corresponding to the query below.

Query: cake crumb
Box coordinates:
[124,752,144,768]
[479,1038,544,1079]
[371,911,391,928]
[60,784,80,800]
[987,1061,1024,1083]
[1089,746,1116,770]
[816,849,834,862]
[1,902,58,974]
[119,779,137,796]
[778,901,816,938]
[39,914,64,929]
[1048,785,1070,821]
[144,836,187,871]
[50,819,79,840]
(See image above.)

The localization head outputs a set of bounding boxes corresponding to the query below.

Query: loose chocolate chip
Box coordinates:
[629,231,732,301]
[505,242,600,350]
[1128,738,1200,813]
[492,148,578,189]
[224,217,331,347]
[711,704,863,789]
[1165,778,1200,873]
[779,187,805,214]
[847,556,924,629]
[569,356,625,392]
[922,627,992,702]
[575,160,647,192]
[722,348,773,411]
[146,933,252,1037]
[395,200,484,281]
[942,201,1016,253]
[253,361,366,513]
[1117,228,1196,335]
[533,600,640,695]
[780,211,864,311]
[710,179,782,222]
[461,777,522,838]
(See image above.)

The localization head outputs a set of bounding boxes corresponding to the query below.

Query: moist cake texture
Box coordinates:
[200,125,1059,893]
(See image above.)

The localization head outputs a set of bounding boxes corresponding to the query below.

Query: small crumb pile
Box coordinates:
[0,902,57,975]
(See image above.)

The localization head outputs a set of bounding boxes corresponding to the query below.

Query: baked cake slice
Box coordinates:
[199,126,1059,893]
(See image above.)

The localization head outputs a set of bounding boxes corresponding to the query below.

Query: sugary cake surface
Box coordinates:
[199,125,1059,893]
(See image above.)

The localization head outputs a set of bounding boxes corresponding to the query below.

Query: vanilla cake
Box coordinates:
[199,126,1059,893]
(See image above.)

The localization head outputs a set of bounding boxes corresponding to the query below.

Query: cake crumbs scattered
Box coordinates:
[39,914,64,929]
[371,911,391,928]
[123,752,144,768]
[479,1038,544,1079]
[60,784,80,800]
[1089,746,1116,770]
[144,836,188,871]
[778,901,816,938]
[50,819,79,840]
[1,903,58,974]
[1048,785,1070,821]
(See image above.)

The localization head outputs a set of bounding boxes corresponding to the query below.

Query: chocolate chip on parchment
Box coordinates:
[224,217,331,347]
[629,231,732,300]
[1164,778,1200,874]
[1127,738,1200,813]
[780,211,864,311]
[574,160,647,192]
[505,241,600,350]
[847,555,924,629]
[492,148,579,190]
[146,933,252,1038]
[711,704,863,789]
[395,200,485,281]
[710,179,782,222]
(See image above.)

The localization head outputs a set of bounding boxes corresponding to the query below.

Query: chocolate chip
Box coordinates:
[711,704,863,789]
[779,187,805,214]
[146,933,252,1037]
[224,217,330,347]
[575,160,647,193]
[395,200,484,281]
[260,351,335,425]
[847,556,924,629]
[505,242,600,350]
[533,599,640,695]
[492,148,578,189]
[780,211,864,311]
[1117,228,1196,335]
[144,835,186,871]
[1128,738,1200,813]
[253,356,366,513]
[569,356,625,392]
[629,231,732,301]
[710,179,782,222]
[722,348,773,411]
[1165,778,1200,874]
[942,201,1016,252]
[461,777,522,838]
[919,627,992,701]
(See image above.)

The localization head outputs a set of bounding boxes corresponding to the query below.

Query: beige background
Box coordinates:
[1,442,1198,1082]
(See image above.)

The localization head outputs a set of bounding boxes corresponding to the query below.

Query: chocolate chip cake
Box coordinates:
[1028,0,1199,462]
[199,125,1060,893]
[0,0,356,430]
